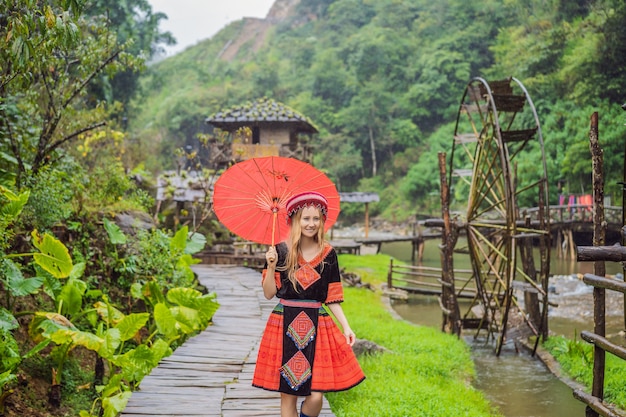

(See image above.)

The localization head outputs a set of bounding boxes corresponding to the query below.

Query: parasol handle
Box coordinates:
[271,210,277,247]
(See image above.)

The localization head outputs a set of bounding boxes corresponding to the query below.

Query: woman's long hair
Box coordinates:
[280,207,326,291]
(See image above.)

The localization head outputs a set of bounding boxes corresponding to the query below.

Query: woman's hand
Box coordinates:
[265,246,277,268]
[344,327,356,346]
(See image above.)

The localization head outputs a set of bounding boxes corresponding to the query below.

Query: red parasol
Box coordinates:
[212,156,340,246]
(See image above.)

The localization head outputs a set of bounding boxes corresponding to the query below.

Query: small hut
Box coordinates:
[205,97,318,167]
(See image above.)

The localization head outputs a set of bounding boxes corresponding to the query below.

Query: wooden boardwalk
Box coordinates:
[121,264,335,417]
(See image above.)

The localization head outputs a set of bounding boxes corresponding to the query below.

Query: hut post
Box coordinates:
[364,202,370,238]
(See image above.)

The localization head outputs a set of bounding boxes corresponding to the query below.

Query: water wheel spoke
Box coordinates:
[514,267,547,296]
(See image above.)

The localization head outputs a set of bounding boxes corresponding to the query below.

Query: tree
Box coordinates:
[84,0,175,106]
[0,0,142,188]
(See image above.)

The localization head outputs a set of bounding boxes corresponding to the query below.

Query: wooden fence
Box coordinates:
[387,259,477,299]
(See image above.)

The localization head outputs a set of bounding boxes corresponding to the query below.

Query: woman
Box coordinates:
[252,191,365,417]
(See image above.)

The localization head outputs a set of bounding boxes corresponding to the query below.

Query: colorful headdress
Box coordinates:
[285,191,329,223]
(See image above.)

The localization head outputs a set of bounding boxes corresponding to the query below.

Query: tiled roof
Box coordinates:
[206,97,318,133]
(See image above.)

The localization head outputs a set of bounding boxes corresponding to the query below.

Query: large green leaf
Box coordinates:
[0,308,18,332]
[69,262,86,280]
[154,303,178,339]
[196,293,220,323]
[3,259,43,297]
[58,277,87,317]
[170,225,188,252]
[115,313,149,342]
[150,338,172,363]
[102,391,132,417]
[112,344,154,382]
[166,287,202,308]
[185,232,206,254]
[169,305,201,333]
[103,217,127,245]
[31,231,73,278]
[0,188,29,221]
[94,301,125,326]
[98,328,121,358]
[50,328,103,351]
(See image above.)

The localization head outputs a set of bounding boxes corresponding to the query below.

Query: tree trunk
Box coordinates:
[369,124,377,176]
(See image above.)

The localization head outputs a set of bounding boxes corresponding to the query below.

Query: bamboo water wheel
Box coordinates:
[448,77,551,355]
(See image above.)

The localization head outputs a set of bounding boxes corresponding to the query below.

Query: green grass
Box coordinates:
[327,254,501,417]
[338,253,393,286]
[543,335,626,410]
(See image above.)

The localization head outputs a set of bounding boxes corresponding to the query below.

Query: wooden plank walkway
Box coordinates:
[121,264,335,417]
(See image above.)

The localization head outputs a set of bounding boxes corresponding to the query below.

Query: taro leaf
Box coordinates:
[169,305,200,333]
[154,303,178,339]
[115,313,149,342]
[103,217,127,245]
[185,232,206,254]
[49,328,103,351]
[93,301,125,326]
[170,225,188,252]
[113,344,154,383]
[196,292,220,323]
[0,189,29,221]
[69,262,86,280]
[151,338,172,363]
[166,287,202,308]
[4,259,43,297]
[58,277,87,317]
[31,230,73,278]
[0,308,18,332]
[102,391,132,417]
[100,373,124,398]
[99,328,121,358]
[33,312,77,341]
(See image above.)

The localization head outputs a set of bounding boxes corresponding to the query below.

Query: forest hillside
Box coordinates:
[129,0,626,222]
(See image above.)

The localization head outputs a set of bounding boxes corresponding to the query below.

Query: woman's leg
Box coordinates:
[280,393,298,417]
[300,391,323,417]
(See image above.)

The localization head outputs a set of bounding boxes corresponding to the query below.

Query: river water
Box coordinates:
[337,230,625,417]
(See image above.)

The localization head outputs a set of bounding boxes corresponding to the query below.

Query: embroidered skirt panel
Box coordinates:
[252,303,365,395]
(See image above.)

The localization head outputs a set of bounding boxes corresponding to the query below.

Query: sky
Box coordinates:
[149,0,276,56]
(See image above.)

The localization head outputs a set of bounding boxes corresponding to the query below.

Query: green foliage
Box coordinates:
[130,0,626,220]
[20,167,73,231]
[543,334,626,409]
[0,0,143,186]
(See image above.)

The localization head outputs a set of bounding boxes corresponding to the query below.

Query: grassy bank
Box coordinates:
[327,254,501,417]
[543,335,626,410]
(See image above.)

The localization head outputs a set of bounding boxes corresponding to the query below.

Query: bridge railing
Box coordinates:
[524,205,622,225]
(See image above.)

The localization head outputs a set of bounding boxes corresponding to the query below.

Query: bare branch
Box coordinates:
[63,49,121,109]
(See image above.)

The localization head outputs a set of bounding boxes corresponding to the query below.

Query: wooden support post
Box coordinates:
[438,152,461,336]
[589,111,605,417]
[364,202,370,238]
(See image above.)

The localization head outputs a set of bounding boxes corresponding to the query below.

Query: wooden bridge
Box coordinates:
[120,264,334,417]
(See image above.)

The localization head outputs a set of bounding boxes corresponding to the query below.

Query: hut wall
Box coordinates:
[260,126,290,145]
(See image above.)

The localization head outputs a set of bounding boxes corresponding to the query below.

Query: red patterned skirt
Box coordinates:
[253,299,365,396]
